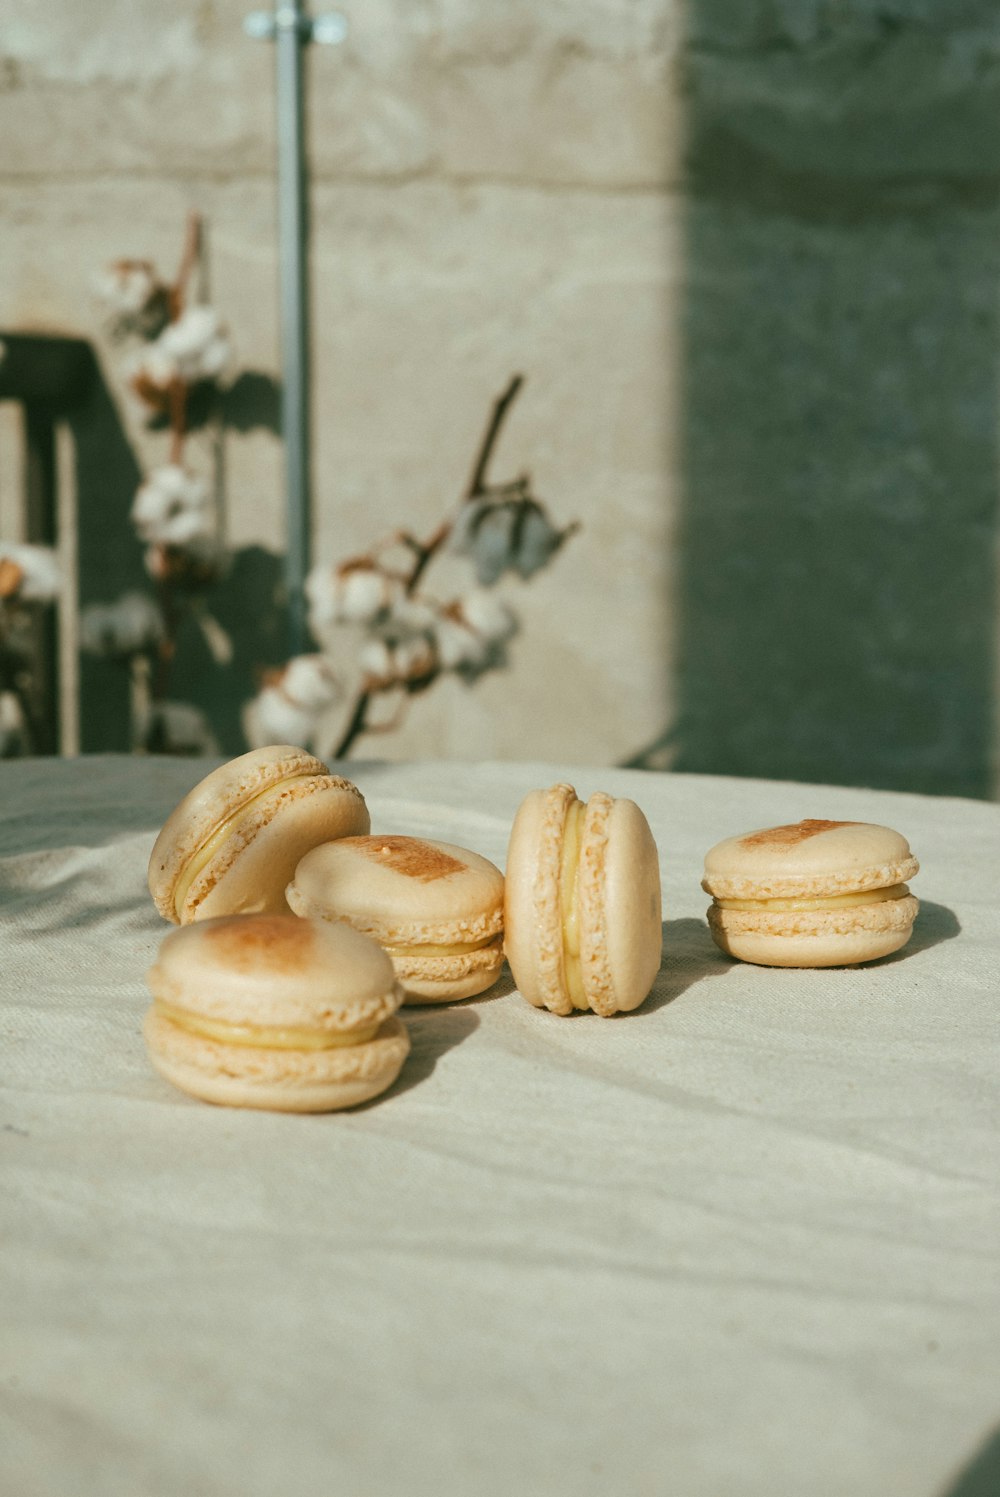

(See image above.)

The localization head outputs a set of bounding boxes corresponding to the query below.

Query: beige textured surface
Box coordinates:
[1,755,999,1497]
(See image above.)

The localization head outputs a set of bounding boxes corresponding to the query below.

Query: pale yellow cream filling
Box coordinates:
[152,998,378,1050]
[716,883,909,913]
[173,773,314,919]
[384,934,500,960]
[559,800,587,1009]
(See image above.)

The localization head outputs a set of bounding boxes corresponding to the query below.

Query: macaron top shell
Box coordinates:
[287,835,505,945]
[702,819,918,901]
[147,913,403,1033]
[580,792,663,1016]
[148,745,369,923]
[504,783,662,1017]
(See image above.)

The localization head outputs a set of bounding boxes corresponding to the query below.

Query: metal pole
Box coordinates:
[245,3,346,659]
[277,1,310,658]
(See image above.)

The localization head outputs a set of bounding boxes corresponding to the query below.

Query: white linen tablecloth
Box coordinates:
[1,756,998,1497]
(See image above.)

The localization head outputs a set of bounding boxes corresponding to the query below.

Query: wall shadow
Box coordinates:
[65,354,288,754]
[648,12,1000,798]
[65,348,145,751]
[939,1423,1000,1497]
[169,542,290,753]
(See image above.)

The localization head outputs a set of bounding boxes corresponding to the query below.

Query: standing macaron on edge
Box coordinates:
[148,744,371,925]
[504,782,663,1017]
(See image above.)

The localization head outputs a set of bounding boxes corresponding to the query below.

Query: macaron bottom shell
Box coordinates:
[385,937,506,1004]
[143,1009,410,1112]
[707,893,919,968]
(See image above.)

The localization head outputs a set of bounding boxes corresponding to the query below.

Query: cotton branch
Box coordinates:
[331,375,526,759]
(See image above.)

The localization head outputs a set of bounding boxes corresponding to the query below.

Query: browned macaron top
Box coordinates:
[345,836,469,883]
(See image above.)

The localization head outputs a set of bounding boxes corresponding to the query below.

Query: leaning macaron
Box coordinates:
[148,745,370,924]
[703,818,919,967]
[287,835,505,1003]
[503,783,663,1017]
[143,913,410,1111]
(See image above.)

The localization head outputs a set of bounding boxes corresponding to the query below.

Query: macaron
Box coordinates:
[702,818,920,967]
[148,744,370,924]
[143,913,410,1111]
[503,782,663,1017]
[286,835,505,1003]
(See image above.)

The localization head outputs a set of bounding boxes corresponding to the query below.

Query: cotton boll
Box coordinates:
[307,561,398,630]
[159,306,231,384]
[244,655,339,750]
[459,588,518,644]
[158,507,215,548]
[514,502,567,578]
[93,260,160,317]
[135,463,208,512]
[160,306,221,359]
[245,684,319,751]
[0,691,28,757]
[304,564,339,641]
[131,466,214,548]
[388,594,437,633]
[357,637,396,685]
[453,500,518,587]
[80,592,163,657]
[452,493,574,585]
[281,654,341,712]
[393,635,436,682]
[125,343,177,389]
[195,334,230,381]
[141,700,219,756]
[338,565,397,623]
[0,543,61,602]
[432,615,490,672]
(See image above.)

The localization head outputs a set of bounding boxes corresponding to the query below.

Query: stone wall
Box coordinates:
[1,0,998,795]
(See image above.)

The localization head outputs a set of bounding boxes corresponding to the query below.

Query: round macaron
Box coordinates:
[286,835,505,1003]
[702,818,920,967]
[503,783,663,1017]
[148,745,370,925]
[143,913,410,1111]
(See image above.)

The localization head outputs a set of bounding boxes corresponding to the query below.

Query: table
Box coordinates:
[2,755,998,1497]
